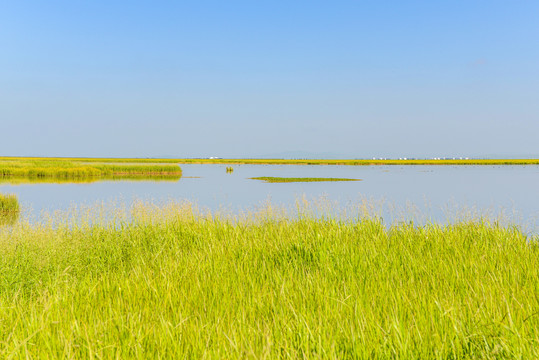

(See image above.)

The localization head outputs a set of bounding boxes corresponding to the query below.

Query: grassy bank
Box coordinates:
[251,177,361,183]
[0,203,537,358]
[2,156,539,166]
[0,159,182,181]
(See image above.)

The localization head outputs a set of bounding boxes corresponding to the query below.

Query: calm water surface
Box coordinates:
[1,164,538,229]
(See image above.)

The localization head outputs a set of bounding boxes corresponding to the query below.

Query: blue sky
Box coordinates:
[1,1,538,158]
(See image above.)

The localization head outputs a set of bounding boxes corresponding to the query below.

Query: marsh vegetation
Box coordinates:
[0,201,537,358]
[170,158,539,166]
[0,158,182,183]
[251,177,361,183]
[0,193,20,226]
[3,156,539,167]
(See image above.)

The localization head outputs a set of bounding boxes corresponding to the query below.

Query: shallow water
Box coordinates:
[1,164,538,230]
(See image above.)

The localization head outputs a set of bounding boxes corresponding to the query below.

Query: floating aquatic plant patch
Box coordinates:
[250,176,361,183]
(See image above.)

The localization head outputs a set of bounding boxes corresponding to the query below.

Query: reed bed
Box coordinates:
[0,202,537,358]
[0,193,19,213]
[176,158,539,166]
[0,159,182,181]
[0,193,20,226]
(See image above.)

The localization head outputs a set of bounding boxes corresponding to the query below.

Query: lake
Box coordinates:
[1,164,538,231]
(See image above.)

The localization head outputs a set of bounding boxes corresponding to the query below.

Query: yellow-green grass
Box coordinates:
[2,156,539,166]
[0,159,182,182]
[0,202,538,358]
[174,158,539,166]
[0,193,20,226]
[0,156,187,165]
[251,176,361,183]
[0,193,19,212]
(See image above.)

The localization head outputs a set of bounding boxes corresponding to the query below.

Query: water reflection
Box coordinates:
[0,175,181,184]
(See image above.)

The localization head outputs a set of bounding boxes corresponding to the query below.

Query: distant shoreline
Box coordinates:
[2,156,539,166]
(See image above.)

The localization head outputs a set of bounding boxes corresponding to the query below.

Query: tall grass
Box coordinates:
[0,193,19,211]
[0,159,182,181]
[0,193,20,226]
[0,202,537,358]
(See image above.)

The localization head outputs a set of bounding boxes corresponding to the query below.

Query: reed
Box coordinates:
[0,159,182,182]
[0,193,19,212]
[0,201,537,358]
[0,193,20,226]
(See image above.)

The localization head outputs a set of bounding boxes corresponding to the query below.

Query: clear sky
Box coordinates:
[1,1,538,158]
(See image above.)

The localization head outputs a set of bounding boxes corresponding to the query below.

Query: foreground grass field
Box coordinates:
[0,203,537,358]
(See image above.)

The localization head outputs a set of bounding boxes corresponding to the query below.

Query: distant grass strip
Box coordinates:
[175,158,539,166]
[2,156,539,166]
[251,176,361,183]
[0,203,538,358]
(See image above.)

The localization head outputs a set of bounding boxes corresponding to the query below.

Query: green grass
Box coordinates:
[0,159,182,182]
[251,177,361,183]
[176,158,539,166]
[0,202,538,358]
[0,193,19,212]
[0,193,20,226]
